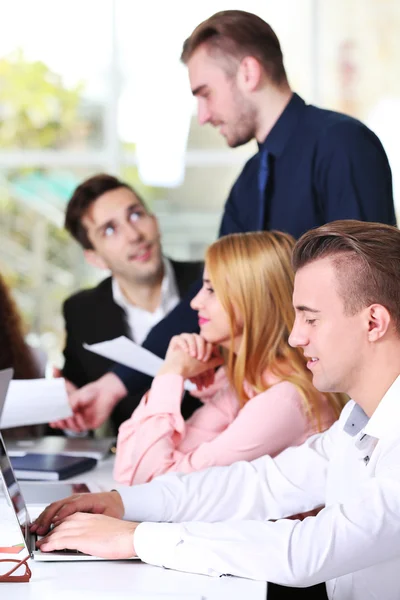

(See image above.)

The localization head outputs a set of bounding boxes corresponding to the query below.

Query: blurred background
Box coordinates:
[1,0,399,365]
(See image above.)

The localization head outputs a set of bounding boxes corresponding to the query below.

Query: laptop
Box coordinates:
[0,432,138,562]
[0,368,99,505]
[0,368,13,415]
[0,371,138,562]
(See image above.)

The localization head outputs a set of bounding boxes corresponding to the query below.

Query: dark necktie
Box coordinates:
[257,147,270,230]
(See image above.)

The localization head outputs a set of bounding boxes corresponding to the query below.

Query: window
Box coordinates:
[0,0,397,365]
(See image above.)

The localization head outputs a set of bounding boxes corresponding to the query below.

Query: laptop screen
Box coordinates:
[0,433,30,546]
[0,367,13,426]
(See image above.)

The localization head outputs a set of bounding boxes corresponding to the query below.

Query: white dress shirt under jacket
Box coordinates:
[112,258,180,345]
[117,374,400,600]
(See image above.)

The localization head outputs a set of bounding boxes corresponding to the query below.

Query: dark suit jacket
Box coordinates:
[62,259,203,433]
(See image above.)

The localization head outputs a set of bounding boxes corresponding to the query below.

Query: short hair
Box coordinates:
[65,174,146,250]
[293,220,400,333]
[181,10,287,85]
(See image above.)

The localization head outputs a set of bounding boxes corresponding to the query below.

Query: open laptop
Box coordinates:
[0,432,138,562]
[0,368,13,416]
[0,367,101,504]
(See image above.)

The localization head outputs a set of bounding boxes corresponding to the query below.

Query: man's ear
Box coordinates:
[83,249,108,271]
[237,56,263,92]
[366,304,392,341]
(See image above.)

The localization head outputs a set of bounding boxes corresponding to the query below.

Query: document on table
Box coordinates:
[0,378,72,429]
[84,336,195,391]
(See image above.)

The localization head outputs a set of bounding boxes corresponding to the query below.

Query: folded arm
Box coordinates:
[114,378,316,485]
[118,419,339,524]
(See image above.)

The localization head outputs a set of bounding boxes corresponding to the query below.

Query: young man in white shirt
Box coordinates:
[34,220,400,600]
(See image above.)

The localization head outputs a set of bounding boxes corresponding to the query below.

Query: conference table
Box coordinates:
[2,456,268,600]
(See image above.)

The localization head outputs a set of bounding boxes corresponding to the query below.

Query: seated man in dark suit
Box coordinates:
[55,174,203,434]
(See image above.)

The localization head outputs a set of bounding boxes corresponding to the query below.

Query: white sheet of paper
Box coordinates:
[0,379,72,429]
[84,337,163,377]
[83,336,195,391]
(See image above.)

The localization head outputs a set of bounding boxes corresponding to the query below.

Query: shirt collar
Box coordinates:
[343,403,369,438]
[343,374,400,440]
[258,92,306,158]
[112,257,178,315]
[363,374,400,439]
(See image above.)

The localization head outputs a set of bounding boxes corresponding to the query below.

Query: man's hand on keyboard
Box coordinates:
[30,491,124,535]
[35,513,139,559]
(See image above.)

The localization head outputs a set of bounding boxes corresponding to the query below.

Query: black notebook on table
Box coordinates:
[10,453,97,480]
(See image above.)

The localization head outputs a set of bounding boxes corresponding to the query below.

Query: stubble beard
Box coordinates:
[225,86,257,148]
[131,260,164,287]
[112,247,164,288]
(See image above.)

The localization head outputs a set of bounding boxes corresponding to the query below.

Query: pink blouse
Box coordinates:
[113,368,337,485]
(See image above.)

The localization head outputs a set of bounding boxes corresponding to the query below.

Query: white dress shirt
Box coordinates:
[112,258,180,345]
[117,374,400,600]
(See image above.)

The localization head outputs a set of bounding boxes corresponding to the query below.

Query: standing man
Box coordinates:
[35,220,400,600]
[53,174,202,434]
[181,10,395,237]
[64,10,396,432]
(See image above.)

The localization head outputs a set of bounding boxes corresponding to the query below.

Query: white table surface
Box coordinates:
[2,456,267,599]
[2,560,266,600]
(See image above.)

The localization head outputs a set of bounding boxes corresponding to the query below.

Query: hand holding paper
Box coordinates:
[50,336,212,433]
[49,372,127,432]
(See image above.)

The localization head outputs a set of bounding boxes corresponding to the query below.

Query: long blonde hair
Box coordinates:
[206,231,344,429]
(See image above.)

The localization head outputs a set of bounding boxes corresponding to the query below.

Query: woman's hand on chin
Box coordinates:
[157,334,223,381]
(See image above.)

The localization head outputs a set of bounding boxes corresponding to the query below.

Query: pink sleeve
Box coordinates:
[114,376,327,486]
[113,373,237,485]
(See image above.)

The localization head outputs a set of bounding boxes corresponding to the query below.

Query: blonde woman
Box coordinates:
[114,231,344,485]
